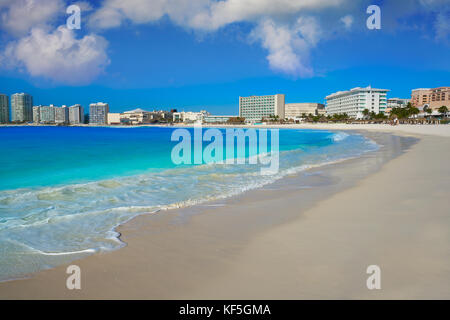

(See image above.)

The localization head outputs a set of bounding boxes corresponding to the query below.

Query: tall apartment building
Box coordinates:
[68,104,84,124]
[89,102,109,124]
[55,105,69,124]
[39,105,56,123]
[32,106,41,123]
[325,86,389,118]
[411,87,450,110]
[0,93,9,123]
[285,103,325,119]
[239,94,285,122]
[11,93,33,122]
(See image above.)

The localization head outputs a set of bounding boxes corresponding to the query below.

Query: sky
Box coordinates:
[0,0,449,115]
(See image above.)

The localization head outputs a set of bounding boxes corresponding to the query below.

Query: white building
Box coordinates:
[68,104,84,124]
[239,94,285,122]
[89,102,109,125]
[387,98,410,109]
[173,110,209,123]
[285,103,325,119]
[55,105,69,124]
[325,86,389,119]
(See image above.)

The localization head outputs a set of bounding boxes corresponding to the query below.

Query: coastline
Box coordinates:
[0,125,449,299]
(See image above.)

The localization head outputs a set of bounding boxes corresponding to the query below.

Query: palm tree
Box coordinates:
[438,106,448,115]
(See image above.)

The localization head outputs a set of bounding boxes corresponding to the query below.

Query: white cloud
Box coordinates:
[4,26,110,84]
[88,0,340,76]
[340,15,353,30]
[251,17,323,77]
[435,11,450,41]
[0,0,64,36]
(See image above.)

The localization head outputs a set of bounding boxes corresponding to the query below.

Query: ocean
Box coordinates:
[0,126,378,281]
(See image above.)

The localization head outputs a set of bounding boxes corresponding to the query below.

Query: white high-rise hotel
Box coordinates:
[239,94,285,122]
[325,86,389,118]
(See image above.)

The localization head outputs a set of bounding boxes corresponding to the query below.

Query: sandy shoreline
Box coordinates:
[0,125,449,299]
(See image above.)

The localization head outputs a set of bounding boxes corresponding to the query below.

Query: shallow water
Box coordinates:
[0,126,378,281]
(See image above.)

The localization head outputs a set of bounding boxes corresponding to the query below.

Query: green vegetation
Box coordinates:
[438,106,448,114]
[389,103,419,119]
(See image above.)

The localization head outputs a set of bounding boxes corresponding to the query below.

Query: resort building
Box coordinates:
[32,106,41,123]
[173,111,209,123]
[239,94,285,122]
[325,86,389,118]
[55,105,69,124]
[39,105,56,124]
[0,93,9,123]
[68,104,84,124]
[11,93,33,122]
[89,102,109,125]
[121,108,153,125]
[107,113,121,125]
[203,115,234,124]
[285,103,325,119]
[386,98,411,115]
[411,87,450,110]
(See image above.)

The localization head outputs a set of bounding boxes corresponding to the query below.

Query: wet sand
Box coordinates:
[0,126,449,299]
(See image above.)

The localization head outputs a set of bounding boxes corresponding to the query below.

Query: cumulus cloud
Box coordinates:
[87,0,341,76]
[0,0,64,36]
[4,26,110,84]
[251,17,322,77]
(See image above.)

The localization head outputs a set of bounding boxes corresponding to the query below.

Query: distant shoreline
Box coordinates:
[2,122,450,137]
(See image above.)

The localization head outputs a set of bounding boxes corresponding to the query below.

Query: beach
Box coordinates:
[0,124,449,299]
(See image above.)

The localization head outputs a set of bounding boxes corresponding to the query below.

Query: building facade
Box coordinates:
[0,93,9,123]
[39,105,56,123]
[68,104,84,124]
[11,93,33,122]
[55,105,69,124]
[239,94,285,122]
[172,111,209,123]
[325,86,389,118]
[107,113,121,125]
[285,103,325,119]
[32,106,41,123]
[411,87,450,110]
[89,102,109,125]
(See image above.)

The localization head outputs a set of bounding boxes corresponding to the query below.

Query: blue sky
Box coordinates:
[0,0,449,115]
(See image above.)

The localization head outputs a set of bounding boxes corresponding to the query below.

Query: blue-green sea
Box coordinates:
[0,126,377,281]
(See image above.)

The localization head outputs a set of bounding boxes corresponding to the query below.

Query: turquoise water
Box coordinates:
[0,126,377,281]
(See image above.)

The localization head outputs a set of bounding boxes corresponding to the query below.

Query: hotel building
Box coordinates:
[32,106,41,123]
[68,104,84,124]
[11,93,33,122]
[239,94,285,122]
[285,103,325,119]
[411,87,450,110]
[0,93,9,123]
[39,105,56,124]
[325,86,389,118]
[55,105,69,124]
[89,102,109,124]
[173,110,209,123]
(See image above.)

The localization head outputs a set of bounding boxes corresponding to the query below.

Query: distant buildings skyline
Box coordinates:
[0,85,448,125]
